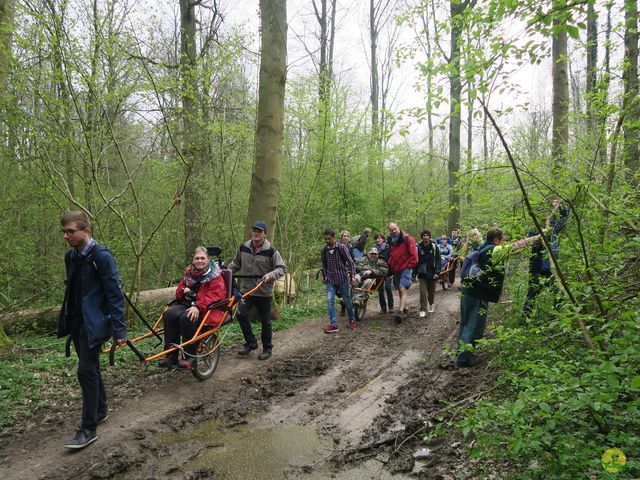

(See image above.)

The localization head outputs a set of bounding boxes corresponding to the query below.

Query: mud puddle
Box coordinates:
[141,418,333,479]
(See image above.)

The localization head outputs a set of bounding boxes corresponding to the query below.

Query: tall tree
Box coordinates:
[551,4,569,169]
[313,0,336,106]
[180,0,202,257]
[0,0,15,116]
[622,0,639,182]
[370,0,381,150]
[585,0,598,132]
[244,0,287,239]
[447,0,476,233]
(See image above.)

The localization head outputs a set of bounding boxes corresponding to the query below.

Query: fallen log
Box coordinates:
[0,287,176,334]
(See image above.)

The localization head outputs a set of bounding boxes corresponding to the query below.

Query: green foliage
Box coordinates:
[456,188,640,478]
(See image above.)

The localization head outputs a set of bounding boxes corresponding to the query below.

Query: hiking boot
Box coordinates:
[258,349,272,361]
[349,321,357,331]
[324,324,339,334]
[238,344,258,356]
[419,311,426,318]
[65,429,97,449]
[456,356,487,368]
[77,411,108,430]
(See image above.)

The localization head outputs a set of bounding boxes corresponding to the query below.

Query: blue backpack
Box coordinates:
[460,244,494,282]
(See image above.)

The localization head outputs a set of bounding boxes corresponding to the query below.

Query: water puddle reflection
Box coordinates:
[158,419,333,479]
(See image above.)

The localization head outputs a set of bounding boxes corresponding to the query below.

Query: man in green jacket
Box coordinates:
[354,248,389,290]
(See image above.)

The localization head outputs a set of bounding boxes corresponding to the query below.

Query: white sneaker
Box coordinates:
[419,311,426,318]
[428,304,435,313]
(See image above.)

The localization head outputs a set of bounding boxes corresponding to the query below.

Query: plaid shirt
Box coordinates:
[321,242,356,285]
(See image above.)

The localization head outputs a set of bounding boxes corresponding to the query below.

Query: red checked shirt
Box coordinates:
[321,242,356,285]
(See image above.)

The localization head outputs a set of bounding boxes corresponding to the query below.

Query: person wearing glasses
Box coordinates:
[58,211,127,450]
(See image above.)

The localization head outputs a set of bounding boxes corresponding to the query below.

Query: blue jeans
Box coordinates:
[327,281,354,324]
[456,293,489,365]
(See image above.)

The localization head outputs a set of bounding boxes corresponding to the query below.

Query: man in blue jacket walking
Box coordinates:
[58,211,127,449]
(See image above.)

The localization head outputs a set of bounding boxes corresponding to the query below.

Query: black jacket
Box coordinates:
[416,241,440,280]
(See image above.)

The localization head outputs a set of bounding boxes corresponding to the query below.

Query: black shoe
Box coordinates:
[76,411,108,430]
[238,344,258,356]
[455,356,487,368]
[65,429,97,449]
[394,314,402,324]
[258,349,272,361]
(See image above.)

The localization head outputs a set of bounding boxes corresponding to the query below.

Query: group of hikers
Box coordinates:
[320,224,464,333]
[321,200,569,370]
[57,202,568,449]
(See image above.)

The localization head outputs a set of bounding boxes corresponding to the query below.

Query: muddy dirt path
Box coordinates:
[1,287,489,480]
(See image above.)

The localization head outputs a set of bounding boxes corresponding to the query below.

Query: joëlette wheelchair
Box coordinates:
[101,247,263,381]
[350,275,385,321]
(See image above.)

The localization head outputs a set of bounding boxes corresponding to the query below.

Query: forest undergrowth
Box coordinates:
[453,191,640,479]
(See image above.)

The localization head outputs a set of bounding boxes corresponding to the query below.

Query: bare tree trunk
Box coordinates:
[0,0,15,116]
[482,92,488,162]
[180,0,201,258]
[466,86,473,206]
[328,0,336,81]
[551,12,569,169]
[0,0,11,350]
[370,0,380,151]
[585,0,597,132]
[420,6,434,153]
[447,0,469,233]
[244,0,287,239]
[623,0,639,182]
[313,0,330,104]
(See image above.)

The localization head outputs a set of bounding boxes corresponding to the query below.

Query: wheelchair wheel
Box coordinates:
[192,332,221,381]
[354,298,368,322]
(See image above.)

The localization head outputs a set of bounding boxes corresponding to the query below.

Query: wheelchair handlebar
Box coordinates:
[109,338,146,366]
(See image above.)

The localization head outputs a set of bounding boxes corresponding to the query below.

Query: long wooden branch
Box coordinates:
[481,101,597,350]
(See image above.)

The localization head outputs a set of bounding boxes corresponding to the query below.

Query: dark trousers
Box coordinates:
[449,259,458,284]
[72,325,107,432]
[456,293,489,365]
[163,303,199,359]
[378,277,394,312]
[523,272,554,316]
[236,295,273,350]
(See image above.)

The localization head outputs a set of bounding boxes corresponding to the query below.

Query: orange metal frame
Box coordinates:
[104,280,265,364]
[352,276,385,295]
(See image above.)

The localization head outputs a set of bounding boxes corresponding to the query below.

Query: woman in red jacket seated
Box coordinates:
[158,246,227,369]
